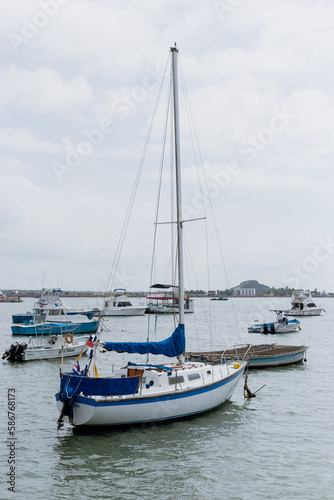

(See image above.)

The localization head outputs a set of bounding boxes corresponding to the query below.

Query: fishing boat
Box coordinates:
[11,289,99,335]
[101,289,146,316]
[248,311,300,334]
[12,288,98,324]
[146,284,194,314]
[2,334,89,362]
[284,291,323,317]
[56,46,247,429]
[186,344,309,368]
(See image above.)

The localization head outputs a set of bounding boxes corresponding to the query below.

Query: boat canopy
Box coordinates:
[104,324,185,357]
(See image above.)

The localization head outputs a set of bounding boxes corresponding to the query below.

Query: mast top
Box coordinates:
[170,43,178,53]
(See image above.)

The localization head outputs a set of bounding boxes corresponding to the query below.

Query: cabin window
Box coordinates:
[188,373,200,381]
[307,303,316,308]
[168,376,184,385]
[49,309,59,316]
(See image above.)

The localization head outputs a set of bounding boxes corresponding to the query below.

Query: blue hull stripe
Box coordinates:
[248,351,306,365]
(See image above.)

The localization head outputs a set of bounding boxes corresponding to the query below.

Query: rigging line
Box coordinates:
[170,83,176,292]
[147,55,172,350]
[183,231,214,350]
[106,54,170,294]
[148,55,173,292]
[178,57,212,336]
[179,57,241,339]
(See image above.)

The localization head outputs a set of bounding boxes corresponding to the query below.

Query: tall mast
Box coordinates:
[171,45,184,326]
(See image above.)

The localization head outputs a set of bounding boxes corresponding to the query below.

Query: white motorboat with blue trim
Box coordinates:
[56,46,247,429]
[248,310,301,334]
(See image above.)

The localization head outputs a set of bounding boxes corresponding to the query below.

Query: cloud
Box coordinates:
[0,0,334,291]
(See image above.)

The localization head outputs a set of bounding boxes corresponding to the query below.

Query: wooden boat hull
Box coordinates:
[186,344,309,368]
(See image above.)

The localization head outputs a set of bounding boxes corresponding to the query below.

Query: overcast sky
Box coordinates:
[1,0,333,293]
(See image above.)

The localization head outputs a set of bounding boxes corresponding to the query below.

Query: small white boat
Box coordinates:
[55,46,246,430]
[284,291,323,317]
[248,311,301,334]
[146,284,194,314]
[101,289,146,316]
[2,334,89,362]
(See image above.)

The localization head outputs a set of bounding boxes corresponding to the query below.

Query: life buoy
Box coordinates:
[65,333,73,344]
[40,302,43,308]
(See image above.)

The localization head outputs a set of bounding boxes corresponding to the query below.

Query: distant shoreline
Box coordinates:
[1,291,332,299]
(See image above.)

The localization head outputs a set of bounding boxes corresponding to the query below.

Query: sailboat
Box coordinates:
[56,46,247,429]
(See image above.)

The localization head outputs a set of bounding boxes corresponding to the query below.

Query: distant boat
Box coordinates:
[284,291,323,317]
[11,319,99,336]
[101,289,146,316]
[12,288,98,323]
[146,284,194,314]
[211,296,228,301]
[11,289,100,335]
[2,334,90,362]
[248,310,300,334]
[186,343,309,368]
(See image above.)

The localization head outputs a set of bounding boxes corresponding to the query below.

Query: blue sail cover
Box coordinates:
[60,374,140,399]
[104,324,185,357]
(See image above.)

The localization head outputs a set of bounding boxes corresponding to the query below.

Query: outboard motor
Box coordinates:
[263,323,268,334]
[2,342,27,361]
[270,323,275,333]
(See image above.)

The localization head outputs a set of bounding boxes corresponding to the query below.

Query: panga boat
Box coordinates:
[248,311,301,334]
[186,344,309,368]
[284,291,323,317]
[146,284,194,314]
[55,46,247,430]
[2,334,90,362]
[101,289,146,316]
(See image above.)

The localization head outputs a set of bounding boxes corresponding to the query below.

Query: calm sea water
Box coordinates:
[1,296,333,500]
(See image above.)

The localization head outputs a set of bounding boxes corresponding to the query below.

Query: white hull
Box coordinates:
[147,305,194,314]
[285,308,323,317]
[23,343,88,361]
[102,307,146,317]
[248,322,299,333]
[249,350,307,367]
[57,362,246,427]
